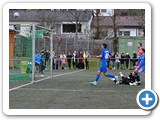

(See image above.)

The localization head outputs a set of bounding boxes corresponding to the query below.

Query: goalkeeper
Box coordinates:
[114,71,141,86]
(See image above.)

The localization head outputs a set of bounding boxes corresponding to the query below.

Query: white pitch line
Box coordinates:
[14,88,138,92]
[17,88,117,92]
[9,70,84,92]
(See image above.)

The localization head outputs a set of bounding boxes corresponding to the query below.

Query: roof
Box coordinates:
[91,16,145,27]
[9,9,92,22]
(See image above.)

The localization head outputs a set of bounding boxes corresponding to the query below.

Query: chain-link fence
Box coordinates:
[35,36,113,55]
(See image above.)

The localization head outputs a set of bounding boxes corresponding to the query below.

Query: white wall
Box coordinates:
[105,28,139,38]
[81,22,86,33]
[100,9,114,16]
[119,28,137,36]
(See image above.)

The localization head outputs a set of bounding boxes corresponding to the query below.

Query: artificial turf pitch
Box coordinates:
[9,69,145,109]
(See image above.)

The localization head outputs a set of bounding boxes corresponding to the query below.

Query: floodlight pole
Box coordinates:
[32,24,36,83]
[50,31,53,77]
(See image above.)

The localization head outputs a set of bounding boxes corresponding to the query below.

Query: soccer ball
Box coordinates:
[14,12,19,18]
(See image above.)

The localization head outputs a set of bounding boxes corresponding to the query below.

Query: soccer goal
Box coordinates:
[31,24,54,82]
[9,24,54,83]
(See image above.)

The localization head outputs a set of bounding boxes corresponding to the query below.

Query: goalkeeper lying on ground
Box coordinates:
[113,71,141,86]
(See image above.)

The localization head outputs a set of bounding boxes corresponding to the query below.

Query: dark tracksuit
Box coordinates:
[114,73,140,85]
[67,54,72,69]
[125,55,130,69]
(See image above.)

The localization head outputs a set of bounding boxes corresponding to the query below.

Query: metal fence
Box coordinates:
[35,37,113,55]
[9,57,138,74]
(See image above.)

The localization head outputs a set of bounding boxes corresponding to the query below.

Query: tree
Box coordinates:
[62,9,92,48]
[129,9,145,37]
[36,9,61,30]
[36,9,66,54]
[91,9,110,39]
[91,9,102,39]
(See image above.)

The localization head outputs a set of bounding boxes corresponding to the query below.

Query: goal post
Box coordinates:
[32,24,54,82]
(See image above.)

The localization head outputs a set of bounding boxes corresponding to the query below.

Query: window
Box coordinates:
[63,24,81,33]
[124,31,130,36]
[118,31,130,36]
[119,31,122,36]
[101,9,107,13]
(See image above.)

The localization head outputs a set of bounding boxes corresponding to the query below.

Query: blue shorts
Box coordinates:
[138,66,145,72]
[98,65,108,73]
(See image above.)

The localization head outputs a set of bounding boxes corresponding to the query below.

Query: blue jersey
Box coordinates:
[35,54,42,64]
[100,49,111,66]
[136,54,145,68]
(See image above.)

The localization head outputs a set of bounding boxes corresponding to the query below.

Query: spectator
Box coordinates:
[72,51,78,69]
[44,49,50,70]
[132,51,137,66]
[110,52,115,69]
[83,52,86,69]
[40,55,45,73]
[67,51,72,69]
[125,53,130,70]
[41,48,45,59]
[107,58,110,68]
[120,53,125,70]
[60,52,66,69]
[52,51,57,70]
[77,51,84,69]
[85,51,90,69]
[115,52,120,70]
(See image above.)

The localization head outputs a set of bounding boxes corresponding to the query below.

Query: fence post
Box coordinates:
[65,39,67,54]
[50,31,53,77]
[97,58,98,69]
[12,59,14,72]
[129,58,130,69]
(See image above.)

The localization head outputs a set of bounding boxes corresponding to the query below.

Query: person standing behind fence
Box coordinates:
[110,52,115,70]
[107,58,110,68]
[85,51,90,69]
[132,51,137,66]
[41,48,45,59]
[78,51,84,69]
[72,51,78,69]
[83,52,86,69]
[52,51,57,70]
[120,53,125,70]
[60,52,66,69]
[125,53,130,70]
[67,51,72,69]
[44,49,50,70]
[115,52,120,70]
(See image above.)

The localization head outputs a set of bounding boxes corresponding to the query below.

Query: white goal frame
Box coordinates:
[32,24,54,82]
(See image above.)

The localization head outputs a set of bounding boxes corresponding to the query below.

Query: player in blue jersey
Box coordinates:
[90,43,116,86]
[133,48,145,84]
